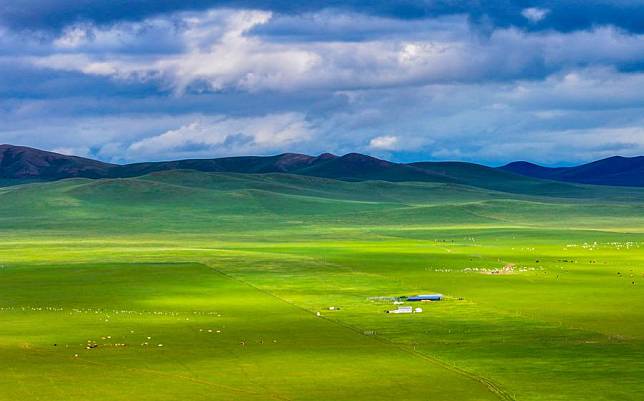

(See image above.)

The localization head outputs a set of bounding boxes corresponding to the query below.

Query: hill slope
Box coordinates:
[0,145,494,185]
[0,144,114,179]
[500,156,644,186]
[0,170,642,235]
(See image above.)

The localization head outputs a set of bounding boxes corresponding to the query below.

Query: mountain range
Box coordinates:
[1,144,642,187]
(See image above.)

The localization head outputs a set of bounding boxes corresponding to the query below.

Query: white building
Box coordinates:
[387,306,413,314]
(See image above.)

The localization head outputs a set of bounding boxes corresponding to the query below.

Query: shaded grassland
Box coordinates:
[0,171,643,400]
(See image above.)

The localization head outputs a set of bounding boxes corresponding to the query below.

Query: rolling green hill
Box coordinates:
[1,170,642,234]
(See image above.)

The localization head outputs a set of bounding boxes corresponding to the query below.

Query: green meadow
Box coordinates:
[0,171,643,401]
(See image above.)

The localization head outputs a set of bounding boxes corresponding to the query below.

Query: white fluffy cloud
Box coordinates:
[126,113,313,159]
[3,67,644,164]
[27,9,644,94]
[369,135,399,150]
[33,10,321,93]
[467,126,644,164]
[521,8,549,23]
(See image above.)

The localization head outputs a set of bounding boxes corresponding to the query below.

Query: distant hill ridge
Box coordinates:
[500,156,644,187]
[1,144,642,187]
[0,144,115,179]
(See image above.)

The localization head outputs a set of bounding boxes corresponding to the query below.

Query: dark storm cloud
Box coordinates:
[3,1,644,33]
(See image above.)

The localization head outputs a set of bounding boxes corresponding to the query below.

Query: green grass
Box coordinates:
[0,171,643,400]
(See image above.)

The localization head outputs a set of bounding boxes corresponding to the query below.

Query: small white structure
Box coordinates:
[414,307,423,313]
[387,306,413,314]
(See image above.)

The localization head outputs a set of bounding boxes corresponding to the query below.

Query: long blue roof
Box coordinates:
[407,294,443,301]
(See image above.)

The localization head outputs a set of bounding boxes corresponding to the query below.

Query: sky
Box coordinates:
[1,1,644,166]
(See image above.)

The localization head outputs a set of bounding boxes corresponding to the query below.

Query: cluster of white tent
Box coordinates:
[0,305,223,318]
[387,306,423,314]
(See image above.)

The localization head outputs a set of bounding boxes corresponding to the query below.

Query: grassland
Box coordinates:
[0,171,643,401]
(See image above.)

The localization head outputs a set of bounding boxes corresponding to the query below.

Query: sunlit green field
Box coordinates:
[1,171,643,401]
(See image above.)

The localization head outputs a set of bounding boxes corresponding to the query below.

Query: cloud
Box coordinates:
[2,5,644,165]
[28,10,322,93]
[3,66,644,165]
[521,8,549,23]
[369,135,399,150]
[5,1,644,35]
[468,126,644,165]
[126,113,314,160]
[50,146,91,157]
[21,9,644,96]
